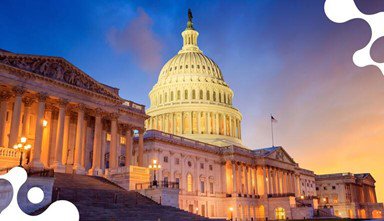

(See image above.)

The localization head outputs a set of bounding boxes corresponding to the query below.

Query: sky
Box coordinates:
[1,0,384,202]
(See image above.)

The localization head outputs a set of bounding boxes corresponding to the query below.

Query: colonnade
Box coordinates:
[148,111,241,139]
[0,86,145,174]
[224,161,299,197]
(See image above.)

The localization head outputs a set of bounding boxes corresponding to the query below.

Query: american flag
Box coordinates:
[271,115,277,123]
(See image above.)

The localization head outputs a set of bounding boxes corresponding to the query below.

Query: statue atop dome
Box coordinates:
[186,9,194,30]
[188,9,193,22]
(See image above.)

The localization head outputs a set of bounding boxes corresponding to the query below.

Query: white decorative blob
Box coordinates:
[324,0,384,75]
[27,187,44,204]
[0,167,80,221]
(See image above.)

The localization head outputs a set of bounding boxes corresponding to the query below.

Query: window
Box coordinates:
[219,93,222,102]
[120,136,126,144]
[324,187,327,190]
[177,90,181,100]
[332,186,336,190]
[163,156,168,163]
[200,163,204,169]
[175,178,180,184]
[185,90,188,99]
[199,90,203,99]
[213,92,216,101]
[106,133,111,141]
[206,91,210,100]
[165,93,167,102]
[175,158,180,165]
[316,187,319,191]
[171,91,174,101]
[187,174,193,192]
[200,181,205,193]
[210,182,214,194]
[188,161,192,167]
[209,165,213,171]
[192,90,196,99]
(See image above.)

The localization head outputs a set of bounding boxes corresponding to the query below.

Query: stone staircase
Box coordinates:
[49,173,215,221]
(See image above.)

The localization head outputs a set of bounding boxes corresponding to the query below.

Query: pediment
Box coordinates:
[267,147,296,164]
[0,53,120,100]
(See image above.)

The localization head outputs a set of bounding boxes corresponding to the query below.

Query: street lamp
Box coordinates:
[229,207,233,221]
[13,136,31,167]
[42,119,48,127]
[148,159,161,187]
[195,207,199,214]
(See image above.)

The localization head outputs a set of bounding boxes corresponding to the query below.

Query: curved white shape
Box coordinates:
[0,167,80,221]
[27,187,44,204]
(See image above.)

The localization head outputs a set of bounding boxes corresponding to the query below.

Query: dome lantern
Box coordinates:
[179,9,202,54]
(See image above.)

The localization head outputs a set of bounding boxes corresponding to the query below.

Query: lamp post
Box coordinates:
[13,136,31,167]
[229,207,233,221]
[148,159,161,187]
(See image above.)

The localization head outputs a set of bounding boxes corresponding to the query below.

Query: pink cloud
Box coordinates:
[107,8,162,73]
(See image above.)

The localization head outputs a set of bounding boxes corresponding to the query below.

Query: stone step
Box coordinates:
[49,173,215,221]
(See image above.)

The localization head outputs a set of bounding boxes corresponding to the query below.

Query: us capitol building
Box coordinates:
[0,10,383,220]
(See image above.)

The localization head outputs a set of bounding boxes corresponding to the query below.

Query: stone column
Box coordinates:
[0,92,11,147]
[229,116,233,137]
[223,114,227,136]
[197,112,201,134]
[21,98,34,137]
[244,165,249,195]
[41,105,53,167]
[52,99,68,172]
[30,93,47,168]
[89,109,103,175]
[109,113,119,169]
[238,121,242,139]
[9,86,25,147]
[274,169,279,194]
[62,112,71,164]
[232,161,237,194]
[80,115,88,168]
[189,111,193,134]
[180,112,184,134]
[125,127,132,167]
[215,113,219,135]
[254,166,259,195]
[206,112,211,134]
[73,104,85,173]
[172,113,175,134]
[221,161,227,194]
[268,167,274,195]
[138,129,144,166]
[263,166,268,196]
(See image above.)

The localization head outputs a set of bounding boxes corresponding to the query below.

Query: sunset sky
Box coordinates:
[1,0,384,201]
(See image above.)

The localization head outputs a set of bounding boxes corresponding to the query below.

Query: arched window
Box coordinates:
[192,90,196,99]
[213,92,216,101]
[164,93,167,102]
[171,91,174,101]
[206,91,210,100]
[219,93,222,102]
[187,174,193,192]
[185,90,188,99]
[177,90,181,100]
[199,90,203,99]
[159,95,162,104]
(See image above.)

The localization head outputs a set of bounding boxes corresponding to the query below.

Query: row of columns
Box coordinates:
[0,86,145,174]
[227,161,297,197]
[148,111,241,139]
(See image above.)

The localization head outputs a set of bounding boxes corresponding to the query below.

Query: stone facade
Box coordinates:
[316,173,383,219]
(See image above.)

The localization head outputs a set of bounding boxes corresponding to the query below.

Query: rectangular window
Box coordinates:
[200,163,204,169]
[163,156,168,163]
[324,187,327,190]
[106,133,111,141]
[210,182,214,194]
[209,165,213,171]
[332,186,336,190]
[175,158,180,165]
[200,181,205,193]
[120,136,126,144]
[175,178,180,184]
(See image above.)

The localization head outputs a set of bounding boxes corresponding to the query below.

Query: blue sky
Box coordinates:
[2,0,384,200]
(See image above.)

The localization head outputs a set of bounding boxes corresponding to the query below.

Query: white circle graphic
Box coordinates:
[27,187,44,204]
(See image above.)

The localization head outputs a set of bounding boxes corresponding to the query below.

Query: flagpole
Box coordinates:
[270,115,274,147]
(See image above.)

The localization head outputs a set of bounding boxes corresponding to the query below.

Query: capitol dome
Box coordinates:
[146,10,242,147]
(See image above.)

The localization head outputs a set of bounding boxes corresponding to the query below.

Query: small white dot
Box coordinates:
[27,187,44,204]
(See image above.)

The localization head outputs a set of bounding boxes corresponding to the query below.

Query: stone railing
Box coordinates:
[122,100,145,114]
[135,180,180,190]
[0,147,19,158]
[144,130,222,154]
[268,193,295,198]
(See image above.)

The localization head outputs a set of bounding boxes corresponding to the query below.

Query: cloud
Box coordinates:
[107,8,162,73]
